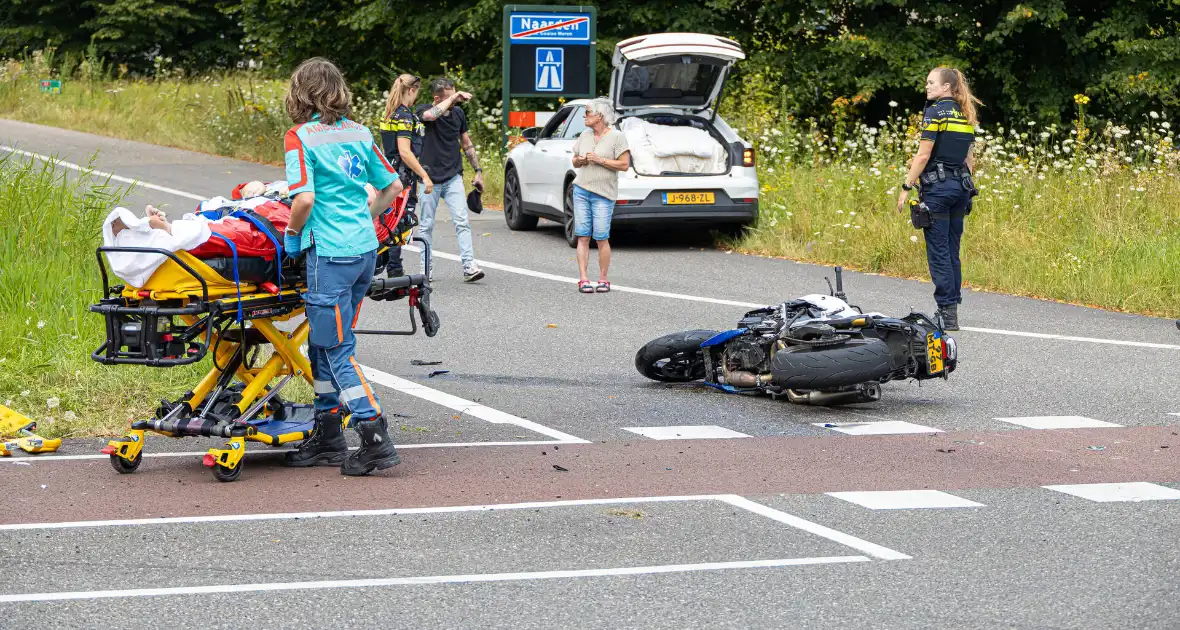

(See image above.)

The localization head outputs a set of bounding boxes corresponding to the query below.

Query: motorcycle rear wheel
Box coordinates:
[771,338,893,389]
[635,330,718,382]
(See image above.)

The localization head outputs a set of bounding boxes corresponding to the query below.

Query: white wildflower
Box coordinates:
[46,397,60,409]
[36,320,45,329]
[1150,111,1160,119]
[843,224,851,228]
[910,235,919,242]
[888,101,898,108]
[20,390,29,397]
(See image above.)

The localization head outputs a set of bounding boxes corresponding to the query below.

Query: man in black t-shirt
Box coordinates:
[414,77,485,283]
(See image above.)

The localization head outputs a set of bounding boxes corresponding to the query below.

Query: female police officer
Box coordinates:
[280,57,405,475]
[896,67,982,331]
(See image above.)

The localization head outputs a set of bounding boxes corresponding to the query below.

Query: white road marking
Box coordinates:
[813,421,943,435]
[1043,482,1180,503]
[0,144,206,201]
[0,494,914,564]
[995,416,1123,430]
[827,490,985,510]
[717,495,912,560]
[4,440,573,463]
[9,143,1172,351]
[361,366,588,444]
[622,425,751,440]
[0,556,871,603]
[0,148,586,448]
[403,252,1180,350]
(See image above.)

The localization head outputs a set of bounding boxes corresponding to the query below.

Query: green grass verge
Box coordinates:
[741,165,1180,316]
[2,73,1177,440]
[0,152,213,438]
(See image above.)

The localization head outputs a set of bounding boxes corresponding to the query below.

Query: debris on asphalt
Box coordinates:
[823,423,837,428]
[552,464,569,472]
[546,323,558,329]
[953,439,984,445]
[937,448,956,453]
[411,359,443,366]
[1086,446,1107,451]
[428,370,450,378]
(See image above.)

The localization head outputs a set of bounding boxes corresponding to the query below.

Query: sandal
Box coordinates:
[578,280,595,293]
[595,281,611,293]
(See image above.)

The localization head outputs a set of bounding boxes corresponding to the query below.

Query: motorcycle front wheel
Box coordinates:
[634,330,718,382]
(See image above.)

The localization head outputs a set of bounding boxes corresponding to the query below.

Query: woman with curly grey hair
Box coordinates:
[570,98,630,293]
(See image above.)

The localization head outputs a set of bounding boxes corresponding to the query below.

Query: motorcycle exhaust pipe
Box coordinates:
[785,383,881,406]
[722,366,772,388]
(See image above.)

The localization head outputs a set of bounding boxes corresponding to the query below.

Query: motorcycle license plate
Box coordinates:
[926,332,945,375]
[663,192,714,205]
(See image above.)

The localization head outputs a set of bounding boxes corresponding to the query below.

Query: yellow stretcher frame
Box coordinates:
[94,204,431,482]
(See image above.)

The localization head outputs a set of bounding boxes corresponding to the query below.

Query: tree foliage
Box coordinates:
[2,0,1176,126]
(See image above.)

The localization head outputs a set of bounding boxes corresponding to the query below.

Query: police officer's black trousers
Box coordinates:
[924,214,965,307]
[920,179,970,307]
[385,173,420,276]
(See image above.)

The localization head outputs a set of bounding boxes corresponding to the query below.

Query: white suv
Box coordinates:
[502,32,760,246]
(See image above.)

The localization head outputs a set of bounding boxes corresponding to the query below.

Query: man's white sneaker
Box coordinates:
[462,265,485,283]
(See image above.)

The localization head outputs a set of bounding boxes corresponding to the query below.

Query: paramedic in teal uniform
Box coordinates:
[280,57,405,476]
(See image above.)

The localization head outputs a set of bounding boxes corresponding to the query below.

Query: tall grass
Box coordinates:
[0,70,504,205]
[732,102,1180,316]
[2,65,1176,317]
[0,153,212,437]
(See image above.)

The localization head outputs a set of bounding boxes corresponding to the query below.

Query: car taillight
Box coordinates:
[742,149,755,167]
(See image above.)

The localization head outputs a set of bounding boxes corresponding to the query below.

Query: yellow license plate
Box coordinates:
[926,332,945,375]
[663,192,715,205]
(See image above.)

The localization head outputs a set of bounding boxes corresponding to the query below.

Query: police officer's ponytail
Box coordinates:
[936,67,983,126]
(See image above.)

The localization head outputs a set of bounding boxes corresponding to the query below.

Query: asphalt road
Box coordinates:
[2,119,1178,629]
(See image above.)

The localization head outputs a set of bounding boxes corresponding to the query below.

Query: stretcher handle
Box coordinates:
[95,246,210,303]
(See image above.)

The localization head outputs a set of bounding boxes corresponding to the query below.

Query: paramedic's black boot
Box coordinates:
[284,410,348,467]
[938,304,960,331]
[340,415,401,476]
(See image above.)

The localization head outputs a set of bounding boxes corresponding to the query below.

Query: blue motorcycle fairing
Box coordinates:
[701,329,747,348]
[704,381,759,395]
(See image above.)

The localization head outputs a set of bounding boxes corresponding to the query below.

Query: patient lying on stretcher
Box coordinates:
[102,180,409,288]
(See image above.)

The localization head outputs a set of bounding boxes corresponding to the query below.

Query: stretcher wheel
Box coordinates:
[212,461,242,483]
[109,452,142,474]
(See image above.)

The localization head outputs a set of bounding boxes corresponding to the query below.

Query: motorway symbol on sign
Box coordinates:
[535,48,564,92]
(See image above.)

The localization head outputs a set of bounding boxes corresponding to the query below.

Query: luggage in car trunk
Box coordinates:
[619,115,729,176]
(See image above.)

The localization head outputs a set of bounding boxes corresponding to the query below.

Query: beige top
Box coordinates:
[572,129,630,200]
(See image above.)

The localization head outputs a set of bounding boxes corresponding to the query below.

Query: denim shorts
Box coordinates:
[572,184,615,240]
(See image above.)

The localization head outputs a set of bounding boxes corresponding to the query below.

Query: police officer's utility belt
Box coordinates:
[920,162,966,184]
[920,162,978,198]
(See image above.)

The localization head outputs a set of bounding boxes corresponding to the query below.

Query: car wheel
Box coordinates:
[563,182,577,248]
[503,167,537,231]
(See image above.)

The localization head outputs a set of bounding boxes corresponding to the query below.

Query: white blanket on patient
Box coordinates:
[101,208,213,287]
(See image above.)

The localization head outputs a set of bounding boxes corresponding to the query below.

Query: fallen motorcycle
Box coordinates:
[634,267,957,405]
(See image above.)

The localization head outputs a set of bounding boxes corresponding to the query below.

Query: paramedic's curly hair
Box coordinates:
[286,57,352,125]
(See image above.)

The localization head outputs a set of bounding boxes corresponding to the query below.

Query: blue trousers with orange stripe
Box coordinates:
[303,246,382,420]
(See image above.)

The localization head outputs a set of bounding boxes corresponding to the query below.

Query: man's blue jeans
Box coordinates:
[303,246,382,420]
[417,173,475,270]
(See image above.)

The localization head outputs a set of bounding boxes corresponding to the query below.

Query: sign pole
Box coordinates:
[501,5,513,153]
